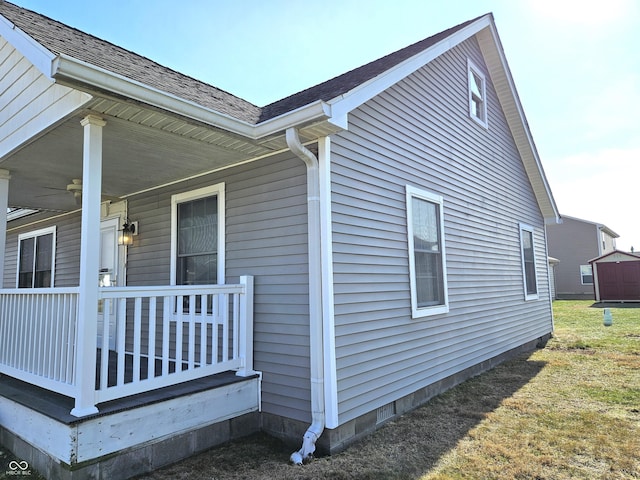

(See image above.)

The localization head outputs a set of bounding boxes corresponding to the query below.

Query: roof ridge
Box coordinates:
[258,14,487,122]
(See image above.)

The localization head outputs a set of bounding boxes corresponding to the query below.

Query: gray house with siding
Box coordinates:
[0,3,560,478]
[546,215,619,299]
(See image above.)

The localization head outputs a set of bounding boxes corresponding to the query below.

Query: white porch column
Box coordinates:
[71,114,106,417]
[0,169,10,285]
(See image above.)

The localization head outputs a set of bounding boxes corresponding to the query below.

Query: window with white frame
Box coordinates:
[17,226,56,288]
[406,185,448,317]
[519,223,538,300]
[580,265,593,285]
[171,183,225,288]
[468,59,488,128]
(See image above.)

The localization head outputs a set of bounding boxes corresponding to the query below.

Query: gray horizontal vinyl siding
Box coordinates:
[127,153,311,422]
[331,37,552,424]
[4,212,82,288]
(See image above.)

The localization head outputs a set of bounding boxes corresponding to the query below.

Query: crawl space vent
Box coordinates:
[376,402,396,424]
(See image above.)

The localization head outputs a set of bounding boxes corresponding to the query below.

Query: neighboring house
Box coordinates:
[0,3,560,478]
[546,215,619,299]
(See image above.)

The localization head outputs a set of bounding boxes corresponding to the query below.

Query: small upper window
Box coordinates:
[406,185,448,318]
[17,226,56,288]
[468,59,488,128]
[580,265,593,285]
[519,223,538,300]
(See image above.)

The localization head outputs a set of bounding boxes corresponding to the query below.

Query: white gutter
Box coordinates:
[51,54,334,140]
[285,128,325,465]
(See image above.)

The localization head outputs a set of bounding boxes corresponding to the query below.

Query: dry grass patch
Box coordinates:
[3,301,639,479]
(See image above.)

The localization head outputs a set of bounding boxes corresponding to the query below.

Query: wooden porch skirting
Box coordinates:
[0,368,260,479]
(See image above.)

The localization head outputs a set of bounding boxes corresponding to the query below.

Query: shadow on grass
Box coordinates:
[591,302,640,309]
[138,352,547,480]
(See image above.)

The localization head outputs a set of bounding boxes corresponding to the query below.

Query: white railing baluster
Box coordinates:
[232,291,240,359]
[100,298,111,390]
[133,297,142,382]
[200,295,207,366]
[0,280,254,410]
[65,293,76,385]
[148,296,156,379]
[162,296,170,376]
[222,293,229,363]
[212,293,219,363]
[176,296,183,373]
[116,297,126,386]
[187,294,195,369]
[54,296,62,380]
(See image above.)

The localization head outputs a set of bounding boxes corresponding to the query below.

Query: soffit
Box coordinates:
[2,97,326,213]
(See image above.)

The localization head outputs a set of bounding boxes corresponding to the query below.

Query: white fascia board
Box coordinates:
[53,54,257,136]
[0,13,56,77]
[478,21,561,225]
[252,101,333,138]
[53,54,333,141]
[328,15,494,121]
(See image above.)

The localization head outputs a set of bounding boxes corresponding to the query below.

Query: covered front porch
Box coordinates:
[0,100,270,477]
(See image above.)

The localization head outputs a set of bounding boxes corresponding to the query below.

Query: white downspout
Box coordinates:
[286,128,325,465]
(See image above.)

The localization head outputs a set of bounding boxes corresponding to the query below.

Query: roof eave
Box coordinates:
[476,20,561,225]
[599,225,620,239]
[322,13,561,225]
[0,11,56,77]
[328,15,495,122]
[52,54,335,141]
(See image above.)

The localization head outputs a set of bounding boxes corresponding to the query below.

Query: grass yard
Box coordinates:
[2,301,639,479]
[137,300,639,480]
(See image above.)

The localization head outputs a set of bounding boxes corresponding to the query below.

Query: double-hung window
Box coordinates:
[171,183,225,288]
[17,226,56,288]
[468,59,488,128]
[580,265,593,285]
[519,223,538,300]
[406,185,448,318]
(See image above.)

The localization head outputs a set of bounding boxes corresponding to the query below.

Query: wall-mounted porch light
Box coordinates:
[118,220,137,246]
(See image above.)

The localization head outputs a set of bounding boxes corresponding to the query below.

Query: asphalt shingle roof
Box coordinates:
[0,1,480,125]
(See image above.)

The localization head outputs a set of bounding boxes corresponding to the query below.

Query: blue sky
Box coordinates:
[10,0,640,250]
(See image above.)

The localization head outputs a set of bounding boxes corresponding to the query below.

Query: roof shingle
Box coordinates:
[0,1,481,125]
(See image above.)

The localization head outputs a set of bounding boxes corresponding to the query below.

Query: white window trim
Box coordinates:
[580,264,594,285]
[406,185,449,318]
[170,183,225,286]
[467,59,488,129]
[519,223,538,301]
[16,226,57,288]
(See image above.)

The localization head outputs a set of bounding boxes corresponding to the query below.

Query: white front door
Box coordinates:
[98,217,119,351]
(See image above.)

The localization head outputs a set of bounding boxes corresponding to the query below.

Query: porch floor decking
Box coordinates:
[0,368,253,425]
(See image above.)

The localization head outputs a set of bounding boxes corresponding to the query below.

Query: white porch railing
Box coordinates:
[0,276,254,415]
[0,287,79,398]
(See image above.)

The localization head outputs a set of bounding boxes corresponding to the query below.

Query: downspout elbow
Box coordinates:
[286,128,318,171]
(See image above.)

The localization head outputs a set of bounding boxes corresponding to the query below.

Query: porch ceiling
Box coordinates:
[2,97,315,212]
